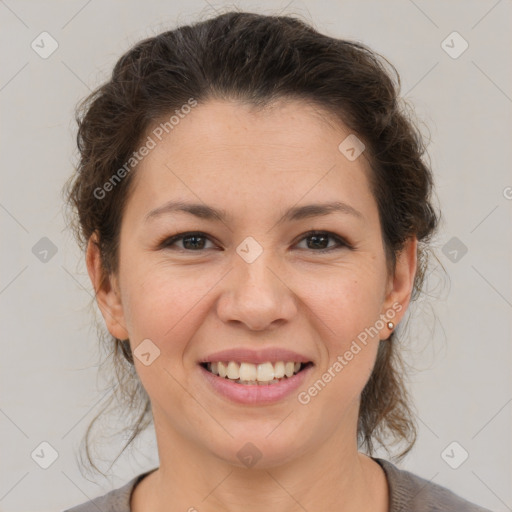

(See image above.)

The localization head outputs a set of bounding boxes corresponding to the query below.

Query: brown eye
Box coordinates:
[295,231,350,253]
[160,232,216,251]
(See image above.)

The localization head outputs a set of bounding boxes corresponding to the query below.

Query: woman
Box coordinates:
[63,11,492,512]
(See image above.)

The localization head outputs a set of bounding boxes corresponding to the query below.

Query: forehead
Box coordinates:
[147,97,353,160]
[125,98,377,224]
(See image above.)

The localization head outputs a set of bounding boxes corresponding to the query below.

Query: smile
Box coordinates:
[199,359,314,404]
[201,360,313,385]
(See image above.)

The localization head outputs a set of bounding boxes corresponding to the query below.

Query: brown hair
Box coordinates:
[64,10,440,474]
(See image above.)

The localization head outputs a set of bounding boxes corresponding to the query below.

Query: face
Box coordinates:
[88,98,416,470]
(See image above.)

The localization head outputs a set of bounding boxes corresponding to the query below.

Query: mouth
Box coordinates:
[199,360,314,385]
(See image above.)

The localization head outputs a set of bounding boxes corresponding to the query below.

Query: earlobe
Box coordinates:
[85,232,129,340]
[380,237,418,337]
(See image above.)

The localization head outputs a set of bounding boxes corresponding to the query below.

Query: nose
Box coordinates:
[216,247,298,332]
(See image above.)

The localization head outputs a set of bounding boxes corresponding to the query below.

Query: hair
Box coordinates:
[64,10,440,475]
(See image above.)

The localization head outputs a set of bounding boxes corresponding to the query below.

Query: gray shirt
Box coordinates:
[63,457,493,511]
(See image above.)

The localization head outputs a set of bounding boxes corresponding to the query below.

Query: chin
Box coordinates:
[206,431,310,470]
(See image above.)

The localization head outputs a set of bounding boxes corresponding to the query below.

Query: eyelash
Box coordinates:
[158,230,352,254]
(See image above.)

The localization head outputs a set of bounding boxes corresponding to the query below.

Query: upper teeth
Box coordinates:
[207,361,302,382]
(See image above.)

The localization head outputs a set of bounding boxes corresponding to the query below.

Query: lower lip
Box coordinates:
[198,364,313,405]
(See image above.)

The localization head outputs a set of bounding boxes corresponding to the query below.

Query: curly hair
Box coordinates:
[64,10,440,474]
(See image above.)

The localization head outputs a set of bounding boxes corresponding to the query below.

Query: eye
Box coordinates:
[158,230,352,253]
[159,231,217,251]
[295,230,350,253]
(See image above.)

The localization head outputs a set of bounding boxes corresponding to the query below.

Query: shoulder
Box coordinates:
[374,458,493,512]
[62,469,157,512]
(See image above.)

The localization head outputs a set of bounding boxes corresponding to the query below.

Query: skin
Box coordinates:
[87,98,417,512]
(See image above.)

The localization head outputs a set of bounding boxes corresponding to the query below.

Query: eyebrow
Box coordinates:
[144,200,364,224]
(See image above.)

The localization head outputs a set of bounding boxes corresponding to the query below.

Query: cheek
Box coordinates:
[302,273,383,409]
[120,262,219,351]
[299,264,385,341]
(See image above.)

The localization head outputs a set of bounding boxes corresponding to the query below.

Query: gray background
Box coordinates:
[1,1,511,511]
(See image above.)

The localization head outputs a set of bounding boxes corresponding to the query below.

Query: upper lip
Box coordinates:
[199,348,313,365]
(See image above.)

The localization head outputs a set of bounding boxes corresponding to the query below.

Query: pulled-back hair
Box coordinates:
[65,10,440,474]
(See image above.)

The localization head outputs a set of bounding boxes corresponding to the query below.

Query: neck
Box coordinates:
[132,410,389,512]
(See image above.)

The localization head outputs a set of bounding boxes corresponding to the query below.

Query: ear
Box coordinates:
[379,236,418,339]
[86,232,129,340]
